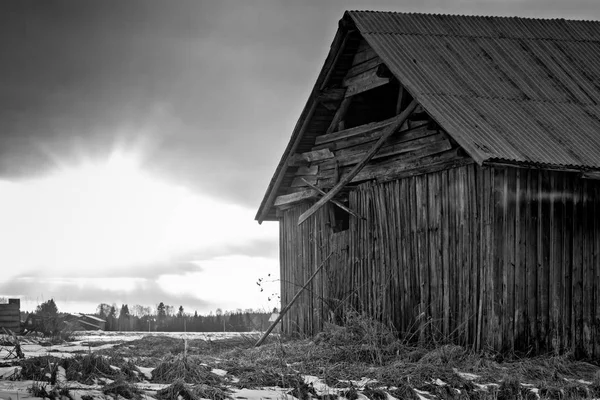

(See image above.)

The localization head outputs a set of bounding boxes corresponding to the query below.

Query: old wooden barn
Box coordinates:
[256,11,600,356]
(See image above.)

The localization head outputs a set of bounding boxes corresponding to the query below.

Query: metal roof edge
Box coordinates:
[346,12,488,167]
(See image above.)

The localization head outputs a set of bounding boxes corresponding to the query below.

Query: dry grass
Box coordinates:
[156,379,231,400]
[152,354,227,386]
[102,378,143,399]
[16,315,600,400]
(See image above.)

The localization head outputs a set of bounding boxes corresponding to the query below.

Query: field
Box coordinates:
[2,320,600,400]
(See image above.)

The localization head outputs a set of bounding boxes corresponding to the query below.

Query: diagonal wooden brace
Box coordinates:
[298,99,418,225]
[300,178,363,220]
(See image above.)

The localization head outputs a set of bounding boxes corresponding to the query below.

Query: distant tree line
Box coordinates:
[94,302,276,332]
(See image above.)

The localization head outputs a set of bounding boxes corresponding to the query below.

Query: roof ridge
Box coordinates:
[361,30,600,43]
[347,10,600,23]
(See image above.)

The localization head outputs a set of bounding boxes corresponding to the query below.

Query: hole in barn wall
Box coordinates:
[344,82,400,129]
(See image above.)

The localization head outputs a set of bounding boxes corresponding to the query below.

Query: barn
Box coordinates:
[256,11,600,356]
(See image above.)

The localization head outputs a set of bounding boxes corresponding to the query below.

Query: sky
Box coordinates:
[1,0,600,316]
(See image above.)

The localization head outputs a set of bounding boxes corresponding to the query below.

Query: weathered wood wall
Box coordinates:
[483,167,600,357]
[278,165,600,356]
[0,299,21,333]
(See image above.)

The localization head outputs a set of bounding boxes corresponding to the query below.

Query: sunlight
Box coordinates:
[0,150,276,277]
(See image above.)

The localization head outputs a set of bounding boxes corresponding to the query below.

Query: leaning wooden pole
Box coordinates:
[255,253,333,347]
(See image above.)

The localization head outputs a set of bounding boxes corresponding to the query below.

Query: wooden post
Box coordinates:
[298,100,418,226]
[255,253,332,347]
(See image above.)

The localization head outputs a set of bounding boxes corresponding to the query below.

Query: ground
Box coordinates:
[1,321,600,400]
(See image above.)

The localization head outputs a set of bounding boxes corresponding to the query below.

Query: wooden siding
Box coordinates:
[278,165,600,355]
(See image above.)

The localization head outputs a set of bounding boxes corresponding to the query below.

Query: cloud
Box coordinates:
[0,276,212,313]
[1,254,279,314]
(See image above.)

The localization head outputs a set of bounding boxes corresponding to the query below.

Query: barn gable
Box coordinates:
[258,11,600,357]
[257,11,600,223]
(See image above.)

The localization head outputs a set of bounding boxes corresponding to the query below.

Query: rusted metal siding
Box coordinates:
[279,164,600,355]
[348,11,600,169]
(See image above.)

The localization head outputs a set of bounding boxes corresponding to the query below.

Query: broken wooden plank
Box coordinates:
[288,149,334,166]
[333,131,450,168]
[353,147,461,183]
[345,57,382,80]
[300,178,363,220]
[315,115,399,145]
[344,68,390,98]
[326,124,437,158]
[298,99,418,225]
[274,189,318,207]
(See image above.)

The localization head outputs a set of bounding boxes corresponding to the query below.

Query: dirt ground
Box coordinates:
[1,322,600,400]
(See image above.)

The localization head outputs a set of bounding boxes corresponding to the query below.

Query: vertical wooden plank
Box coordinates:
[552,173,564,352]
[416,175,429,341]
[452,167,462,343]
[582,179,592,356]
[562,174,573,352]
[441,170,451,337]
[492,167,504,351]
[409,176,421,338]
[548,173,558,352]
[458,167,467,344]
[398,179,410,331]
[280,211,287,334]
[515,168,527,351]
[573,177,583,356]
[428,173,442,340]
[538,171,550,351]
[479,166,493,350]
[468,165,479,348]
[526,170,539,351]
[505,168,516,352]
[594,181,600,358]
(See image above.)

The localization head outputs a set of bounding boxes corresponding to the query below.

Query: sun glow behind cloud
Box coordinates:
[0,150,278,312]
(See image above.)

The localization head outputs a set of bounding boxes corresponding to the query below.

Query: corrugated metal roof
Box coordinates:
[349,11,600,169]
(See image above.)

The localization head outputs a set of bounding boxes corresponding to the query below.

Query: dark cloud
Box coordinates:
[4,0,599,208]
[0,0,328,207]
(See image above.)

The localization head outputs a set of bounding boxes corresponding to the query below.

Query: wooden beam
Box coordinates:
[274,189,318,207]
[288,149,334,166]
[255,253,332,347]
[315,115,398,145]
[291,176,318,188]
[300,178,363,220]
[298,99,418,225]
[344,66,390,98]
[325,97,352,135]
[396,85,405,115]
[317,88,346,103]
[345,57,382,80]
